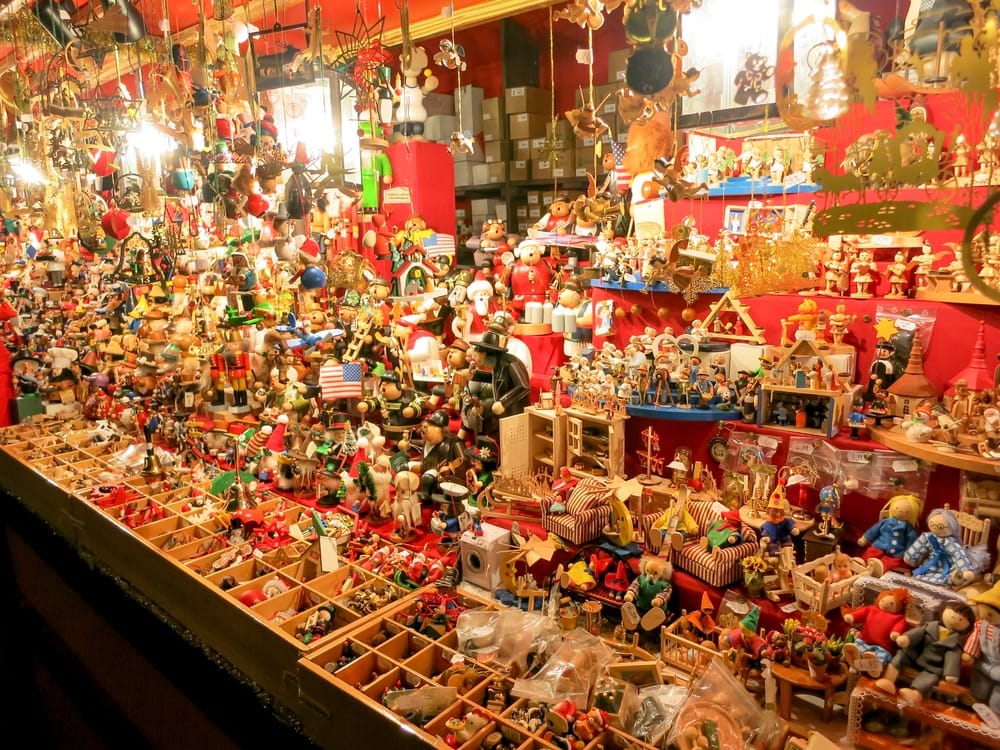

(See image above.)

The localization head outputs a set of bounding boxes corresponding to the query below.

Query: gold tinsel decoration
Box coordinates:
[713,233,826,299]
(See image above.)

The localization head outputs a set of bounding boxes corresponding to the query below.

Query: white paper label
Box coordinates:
[383,186,412,205]
[759,436,779,449]
[871,235,894,246]
[892,459,919,473]
[320,536,339,572]
[846,451,873,464]
[789,442,814,454]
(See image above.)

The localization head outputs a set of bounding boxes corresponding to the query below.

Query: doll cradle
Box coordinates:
[792,550,875,614]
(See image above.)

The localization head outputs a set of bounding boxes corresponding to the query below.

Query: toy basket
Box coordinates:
[792,550,871,613]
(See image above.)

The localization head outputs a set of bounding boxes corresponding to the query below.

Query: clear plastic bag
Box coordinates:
[666,659,767,750]
[455,608,562,678]
[510,628,614,707]
[627,683,688,747]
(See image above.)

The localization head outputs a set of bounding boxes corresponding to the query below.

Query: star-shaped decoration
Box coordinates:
[332,9,387,89]
[874,317,898,341]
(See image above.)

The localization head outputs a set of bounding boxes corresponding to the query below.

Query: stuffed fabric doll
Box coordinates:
[876,601,976,703]
[858,494,921,573]
[964,582,1000,716]
[700,506,743,553]
[842,588,910,677]
[903,506,975,587]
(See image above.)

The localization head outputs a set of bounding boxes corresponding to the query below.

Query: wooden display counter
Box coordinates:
[847,677,1000,749]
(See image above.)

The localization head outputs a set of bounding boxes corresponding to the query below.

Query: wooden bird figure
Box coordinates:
[565,89,616,139]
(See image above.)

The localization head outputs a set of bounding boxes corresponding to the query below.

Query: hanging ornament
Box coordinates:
[213,0,234,22]
[803,41,851,121]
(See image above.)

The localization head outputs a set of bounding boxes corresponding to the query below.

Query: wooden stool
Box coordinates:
[771,662,848,723]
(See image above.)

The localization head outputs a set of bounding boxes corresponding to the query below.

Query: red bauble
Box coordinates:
[101,208,131,240]
[657,307,670,320]
[245,192,269,217]
[681,307,697,322]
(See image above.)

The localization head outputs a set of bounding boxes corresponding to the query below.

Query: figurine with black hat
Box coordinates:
[356,369,425,448]
[414,408,467,507]
[864,338,899,406]
[459,321,532,444]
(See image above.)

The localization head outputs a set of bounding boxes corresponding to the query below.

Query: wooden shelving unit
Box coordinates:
[868,425,1000,474]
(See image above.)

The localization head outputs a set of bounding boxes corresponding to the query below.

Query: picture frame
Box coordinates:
[723,205,748,235]
[606,660,663,689]
[594,299,615,337]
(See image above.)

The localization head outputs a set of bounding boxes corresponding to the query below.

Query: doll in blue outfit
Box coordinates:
[903,506,975,587]
[858,494,921,573]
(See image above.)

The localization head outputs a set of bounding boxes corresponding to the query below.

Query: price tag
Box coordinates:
[782,172,806,188]
[871,235,894,246]
[781,602,802,613]
[319,536,340,572]
[892,459,919,473]
[789,442,814,454]
[759,436,779,450]
[846,450,873,464]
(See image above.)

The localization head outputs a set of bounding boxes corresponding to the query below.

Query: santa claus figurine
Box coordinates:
[457,276,496,342]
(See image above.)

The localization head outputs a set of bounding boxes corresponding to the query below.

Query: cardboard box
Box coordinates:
[515,204,529,219]
[454,85,484,136]
[482,97,501,121]
[471,197,502,216]
[423,114,457,143]
[510,159,530,182]
[472,163,490,185]
[486,162,506,184]
[453,145,485,164]
[483,117,503,142]
[546,119,574,143]
[529,137,548,162]
[485,140,508,163]
[608,48,630,84]
[508,112,548,140]
[526,190,542,205]
[422,92,455,116]
[504,85,550,114]
[454,161,474,187]
[575,142,597,169]
[533,159,552,180]
[528,205,543,219]
[512,139,532,160]
[495,204,508,222]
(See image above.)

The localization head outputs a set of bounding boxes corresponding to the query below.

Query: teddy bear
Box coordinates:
[621,555,673,632]
[761,629,792,666]
[842,588,910,678]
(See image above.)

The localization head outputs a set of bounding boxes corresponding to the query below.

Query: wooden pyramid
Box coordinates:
[699,290,767,344]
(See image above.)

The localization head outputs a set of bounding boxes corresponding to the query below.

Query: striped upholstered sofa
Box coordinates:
[542,477,613,546]
[666,500,760,588]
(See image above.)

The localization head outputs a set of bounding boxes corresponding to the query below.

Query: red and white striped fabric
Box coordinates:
[423,233,456,257]
[319,362,363,400]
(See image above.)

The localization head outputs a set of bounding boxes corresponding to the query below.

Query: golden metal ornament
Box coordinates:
[775,15,848,131]
[813,200,975,238]
[554,0,607,31]
[714,232,825,299]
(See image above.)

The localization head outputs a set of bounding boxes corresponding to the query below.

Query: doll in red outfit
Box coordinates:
[532,195,573,234]
[842,588,910,678]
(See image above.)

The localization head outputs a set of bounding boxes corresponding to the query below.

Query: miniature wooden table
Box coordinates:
[771,662,848,723]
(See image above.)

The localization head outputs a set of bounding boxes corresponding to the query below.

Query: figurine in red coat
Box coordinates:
[503,240,550,314]
[842,588,910,677]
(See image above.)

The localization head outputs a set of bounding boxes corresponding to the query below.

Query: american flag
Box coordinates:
[319,362,363,400]
[609,139,632,194]
[423,233,456,257]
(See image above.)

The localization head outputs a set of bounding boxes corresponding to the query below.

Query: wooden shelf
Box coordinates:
[868,425,1000,474]
[914,287,1000,305]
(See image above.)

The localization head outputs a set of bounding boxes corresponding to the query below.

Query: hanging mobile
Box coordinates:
[707,421,733,464]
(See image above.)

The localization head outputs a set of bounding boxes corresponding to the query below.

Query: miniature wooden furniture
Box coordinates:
[792,551,876,614]
[541,476,613,545]
[771,662,848,723]
[666,500,760,587]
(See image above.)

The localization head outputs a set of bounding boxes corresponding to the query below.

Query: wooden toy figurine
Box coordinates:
[875,601,976,704]
[903,506,976,587]
[964,583,1000,718]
